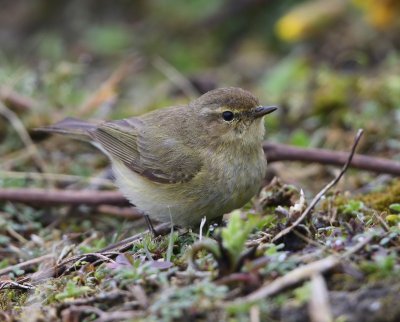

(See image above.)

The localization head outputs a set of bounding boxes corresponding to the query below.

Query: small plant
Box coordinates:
[359,252,399,279]
[341,200,364,215]
[55,280,92,301]
[389,203,400,213]
[188,211,259,276]
[221,211,258,258]
[340,199,368,222]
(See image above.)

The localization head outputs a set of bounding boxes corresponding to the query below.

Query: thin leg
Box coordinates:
[144,214,158,237]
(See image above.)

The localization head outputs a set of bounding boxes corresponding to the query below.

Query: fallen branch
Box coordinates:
[271,129,364,243]
[0,101,48,173]
[230,233,374,305]
[0,254,54,277]
[0,86,36,113]
[309,274,333,322]
[153,56,198,99]
[78,55,143,117]
[0,188,128,206]
[0,189,141,220]
[264,141,400,176]
[238,256,340,303]
[0,170,114,188]
[0,280,34,291]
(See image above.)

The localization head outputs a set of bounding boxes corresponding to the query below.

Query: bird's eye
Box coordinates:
[222,111,234,121]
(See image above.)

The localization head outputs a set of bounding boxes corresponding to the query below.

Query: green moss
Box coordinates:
[361,180,400,211]
[0,289,28,313]
[385,214,400,225]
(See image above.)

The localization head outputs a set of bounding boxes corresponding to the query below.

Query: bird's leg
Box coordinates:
[144,214,158,237]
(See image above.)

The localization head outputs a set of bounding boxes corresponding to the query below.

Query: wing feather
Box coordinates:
[91,115,202,184]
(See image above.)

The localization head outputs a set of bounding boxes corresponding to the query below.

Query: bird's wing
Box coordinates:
[91,117,202,184]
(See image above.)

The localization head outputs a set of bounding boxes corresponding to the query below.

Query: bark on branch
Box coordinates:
[264,142,400,176]
[0,188,128,206]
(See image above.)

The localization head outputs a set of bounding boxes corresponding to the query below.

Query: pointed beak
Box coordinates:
[252,105,278,118]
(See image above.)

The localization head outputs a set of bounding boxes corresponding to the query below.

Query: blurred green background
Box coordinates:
[1,0,400,186]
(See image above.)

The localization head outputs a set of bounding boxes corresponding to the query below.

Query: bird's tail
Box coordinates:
[36,117,97,141]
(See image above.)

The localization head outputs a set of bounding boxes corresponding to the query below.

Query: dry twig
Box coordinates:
[309,274,333,322]
[0,280,35,291]
[0,148,36,170]
[0,188,128,206]
[78,56,142,117]
[238,256,339,303]
[0,254,55,277]
[0,311,12,322]
[0,170,114,188]
[0,86,37,113]
[233,233,375,305]
[271,129,364,243]
[153,56,198,99]
[264,140,400,176]
[0,101,48,173]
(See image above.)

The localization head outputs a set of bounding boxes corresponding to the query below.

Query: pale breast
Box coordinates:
[111,146,266,226]
[203,146,266,214]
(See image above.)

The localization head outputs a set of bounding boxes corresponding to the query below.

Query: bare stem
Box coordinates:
[0,188,128,206]
[271,129,364,243]
[264,140,400,176]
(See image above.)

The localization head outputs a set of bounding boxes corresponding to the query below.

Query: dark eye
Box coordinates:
[222,111,234,121]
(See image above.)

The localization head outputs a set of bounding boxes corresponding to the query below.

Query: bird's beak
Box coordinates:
[252,106,278,118]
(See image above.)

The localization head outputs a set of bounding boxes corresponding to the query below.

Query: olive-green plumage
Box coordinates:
[40,87,277,226]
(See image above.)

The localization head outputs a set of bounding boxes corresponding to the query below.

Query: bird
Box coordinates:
[39,87,277,231]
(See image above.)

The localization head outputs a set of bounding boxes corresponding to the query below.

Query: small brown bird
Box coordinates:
[40,87,277,229]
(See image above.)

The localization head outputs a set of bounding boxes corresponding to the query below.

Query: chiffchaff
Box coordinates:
[40,87,277,227]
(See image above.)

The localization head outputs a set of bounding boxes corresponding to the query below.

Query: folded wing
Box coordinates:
[91,117,202,184]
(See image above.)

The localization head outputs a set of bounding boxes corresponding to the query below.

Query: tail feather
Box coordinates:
[36,117,97,141]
